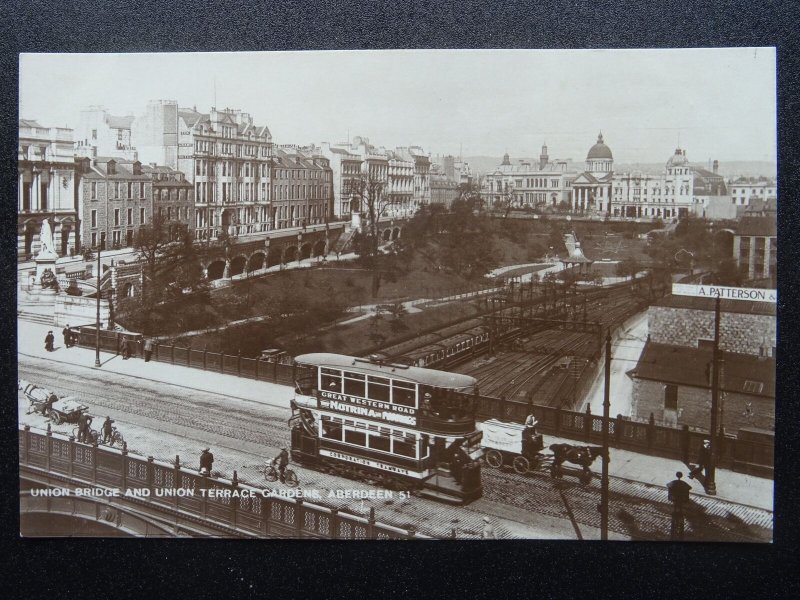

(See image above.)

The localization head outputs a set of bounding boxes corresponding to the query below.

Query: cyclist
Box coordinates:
[272,447,290,483]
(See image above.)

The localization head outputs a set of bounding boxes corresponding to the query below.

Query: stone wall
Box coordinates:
[54,294,111,328]
[649,305,776,356]
[632,378,774,434]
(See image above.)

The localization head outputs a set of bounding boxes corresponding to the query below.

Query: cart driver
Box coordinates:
[522,415,540,456]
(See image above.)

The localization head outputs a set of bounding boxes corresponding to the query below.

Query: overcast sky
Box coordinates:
[20,48,776,164]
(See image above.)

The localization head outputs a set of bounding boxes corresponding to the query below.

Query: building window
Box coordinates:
[91,210,97,228]
[140,208,145,223]
[90,182,97,199]
[743,380,764,394]
[664,384,678,411]
[127,182,133,198]
[91,232,97,247]
[112,230,121,246]
[127,208,132,224]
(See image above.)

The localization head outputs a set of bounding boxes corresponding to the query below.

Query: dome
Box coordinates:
[586,133,613,160]
[501,152,511,166]
[666,148,688,168]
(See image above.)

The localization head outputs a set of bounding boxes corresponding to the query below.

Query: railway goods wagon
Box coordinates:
[290,353,484,504]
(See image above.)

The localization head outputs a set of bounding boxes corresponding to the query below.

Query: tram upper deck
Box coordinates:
[293,353,480,435]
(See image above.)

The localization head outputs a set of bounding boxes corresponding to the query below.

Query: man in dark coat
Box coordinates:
[667,471,692,540]
[102,416,115,444]
[45,331,55,352]
[62,325,72,348]
[200,448,214,475]
[689,439,711,480]
[143,338,153,362]
[273,448,290,483]
[77,413,93,443]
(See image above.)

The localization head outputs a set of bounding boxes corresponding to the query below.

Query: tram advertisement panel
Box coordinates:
[319,390,417,426]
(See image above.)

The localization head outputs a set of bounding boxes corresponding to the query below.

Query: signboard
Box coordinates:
[672,283,776,303]
[318,390,417,426]
[319,449,425,478]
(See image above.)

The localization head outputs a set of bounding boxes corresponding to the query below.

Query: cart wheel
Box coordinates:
[513,456,530,475]
[112,432,124,447]
[51,412,62,425]
[285,470,299,487]
[485,450,503,468]
[265,466,278,482]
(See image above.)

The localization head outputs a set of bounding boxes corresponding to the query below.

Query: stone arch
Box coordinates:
[207,260,226,281]
[312,240,326,257]
[229,256,247,277]
[267,247,282,268]
[300,242,313,260]
[391,227,400,240]
[248,252,265,272]
[382,228,391,241]
[284,246,298,263]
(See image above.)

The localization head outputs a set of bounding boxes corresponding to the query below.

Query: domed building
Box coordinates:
[571,132,615,214]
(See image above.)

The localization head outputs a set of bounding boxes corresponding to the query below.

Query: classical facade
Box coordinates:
[333,137,389,226]
[76,157,154,251]
[74,106,137,161]
[396,146,431,207]
[131,101,273,240]
[18,119,79,259]
[386,150,415,218]
[571,134,614,214]
[728,177,777,208]
[482,144,576,209]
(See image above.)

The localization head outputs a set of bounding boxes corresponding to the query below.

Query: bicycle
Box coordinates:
[99,426,125,447]
[263,462,299,487]
[72,426,100,445]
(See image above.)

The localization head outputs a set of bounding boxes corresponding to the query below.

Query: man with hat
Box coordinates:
[273,447,290,483]
[689,439,711,481]
[199,447,214,475]
[666,471,692,540]
[101,416,115,444]
[44,330,54,352]
[62,324,72,348]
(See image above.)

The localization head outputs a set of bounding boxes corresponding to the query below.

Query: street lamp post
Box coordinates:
[600,331,611,540]
[95,246,101,367]
[705,297,721,495]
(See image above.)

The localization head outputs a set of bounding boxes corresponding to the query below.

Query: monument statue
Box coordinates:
[37,219,57,259]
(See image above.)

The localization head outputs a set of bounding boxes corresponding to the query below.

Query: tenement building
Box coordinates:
[141,165,194,240]
[131,101,273,239]
[430,163,459,208]
[396,146,431,208]
[728,176,777,208]
[733,212,777,285]
[76,157,154,251]
[318,142,363,221]
[269,147,333,230]
[18,119,79,259]
[630,295,775,434]
[386,150,415,218]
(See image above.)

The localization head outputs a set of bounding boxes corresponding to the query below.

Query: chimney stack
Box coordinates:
[713,160,719,174]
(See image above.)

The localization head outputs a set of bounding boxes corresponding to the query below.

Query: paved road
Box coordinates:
[18,355,771,541]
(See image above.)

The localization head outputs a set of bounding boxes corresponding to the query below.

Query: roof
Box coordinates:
[295,353,478,391]
[630,341,774,398]
[586,133,613,160]
[178,109,206,128]
[736,216,777,237]
[653,294,776,316]
[19,118,43,128]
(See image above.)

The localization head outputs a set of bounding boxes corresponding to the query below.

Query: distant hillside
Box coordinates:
[464,156,776,179]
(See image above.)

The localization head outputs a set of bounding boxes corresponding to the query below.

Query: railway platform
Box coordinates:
[17,317,774,513]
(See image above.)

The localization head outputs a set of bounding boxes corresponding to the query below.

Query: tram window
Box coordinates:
[343,371,365,397]
[321,418,343,441]
[345,429,367,447]
[367,376,391,402]
[368,431,391,452]
[392,381,416,408]
[392,433,417,458]
[321,374,341,392]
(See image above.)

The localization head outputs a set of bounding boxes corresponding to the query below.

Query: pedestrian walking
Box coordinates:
[62,325,72,348]
[481,516,496,539]
[144,338,153,362]
[689,439,711,480]
[667,471,692,540]
[44,331,55,352]
[121,336,131,360]
[199,447,214,475]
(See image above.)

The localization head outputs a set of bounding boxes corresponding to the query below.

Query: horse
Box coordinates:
[549,443,605,482]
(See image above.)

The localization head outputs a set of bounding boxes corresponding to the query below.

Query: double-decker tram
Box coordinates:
[290,353,483,504]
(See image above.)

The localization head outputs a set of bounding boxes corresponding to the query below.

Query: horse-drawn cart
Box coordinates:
[20,379,58,418]
[481,419,605,484]
[48,398,90,426]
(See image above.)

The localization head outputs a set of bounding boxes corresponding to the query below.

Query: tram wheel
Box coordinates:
[485,450,503,468]
[513,456,530,475]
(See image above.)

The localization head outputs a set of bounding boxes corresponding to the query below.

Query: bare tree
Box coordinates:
[349,174,396,258]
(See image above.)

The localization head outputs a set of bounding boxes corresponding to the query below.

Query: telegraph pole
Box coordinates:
[600,331,611,540]
[705,297,721,495]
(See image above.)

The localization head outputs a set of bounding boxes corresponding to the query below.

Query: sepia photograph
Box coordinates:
[17,48,776,541]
